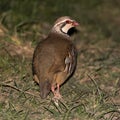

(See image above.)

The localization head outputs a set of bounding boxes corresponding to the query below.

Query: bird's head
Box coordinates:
[51,16,79,37]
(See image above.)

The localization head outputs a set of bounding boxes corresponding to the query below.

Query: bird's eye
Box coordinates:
[66,20,71,24]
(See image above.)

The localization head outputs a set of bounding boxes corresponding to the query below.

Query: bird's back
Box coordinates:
[33,33,74,77]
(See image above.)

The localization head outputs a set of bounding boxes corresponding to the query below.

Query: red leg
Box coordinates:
[51,84,62,100]
[51,86,55,95]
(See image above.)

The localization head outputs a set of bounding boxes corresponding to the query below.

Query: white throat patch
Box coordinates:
[61,24,73,34]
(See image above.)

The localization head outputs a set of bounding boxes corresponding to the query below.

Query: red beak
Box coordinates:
[72,21,79,26]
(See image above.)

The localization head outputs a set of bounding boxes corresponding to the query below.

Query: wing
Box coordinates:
[64,45,77,76]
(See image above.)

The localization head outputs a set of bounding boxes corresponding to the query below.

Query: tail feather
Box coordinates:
[39,80,51,99]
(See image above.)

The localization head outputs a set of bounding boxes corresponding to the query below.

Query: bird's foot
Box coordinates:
[51,84,63,106]
[54,92,62,99]
[52,93,63,106]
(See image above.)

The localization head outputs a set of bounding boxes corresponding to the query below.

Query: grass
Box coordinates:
[0,0,120,120]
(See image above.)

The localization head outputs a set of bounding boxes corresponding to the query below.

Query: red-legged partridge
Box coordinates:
[32,16,79,99]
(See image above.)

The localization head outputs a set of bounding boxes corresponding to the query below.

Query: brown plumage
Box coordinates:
[32,16,79,99]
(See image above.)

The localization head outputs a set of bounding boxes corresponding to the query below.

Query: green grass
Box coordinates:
[0,0,120,120]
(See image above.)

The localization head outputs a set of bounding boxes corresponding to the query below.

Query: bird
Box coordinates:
[32,16,79,99]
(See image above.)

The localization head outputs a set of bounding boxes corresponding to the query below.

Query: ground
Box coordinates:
[0,0,120,120]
